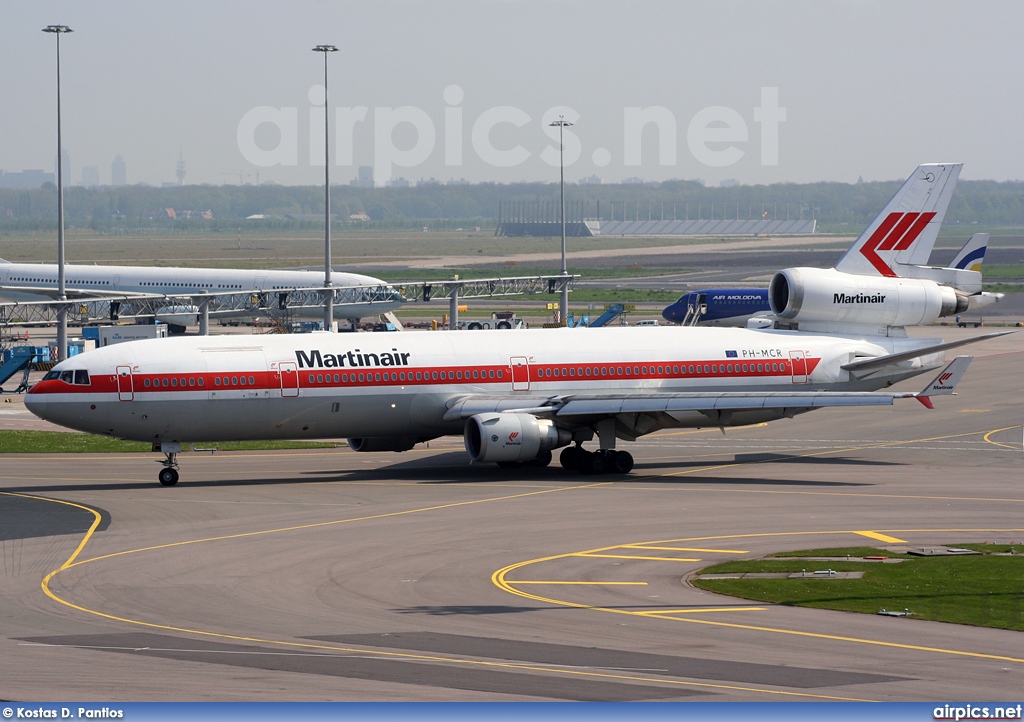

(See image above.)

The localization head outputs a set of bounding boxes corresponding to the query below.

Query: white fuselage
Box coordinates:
[26,326,944,444]
[0,261,403,319]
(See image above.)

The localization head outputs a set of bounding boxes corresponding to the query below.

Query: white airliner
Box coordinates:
[0,261,404,323]
[25,163,1010,485]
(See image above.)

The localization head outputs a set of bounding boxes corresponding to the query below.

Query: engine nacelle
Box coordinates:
[769,267,967,328]
[464,412,572,463]
[347,436,419,452]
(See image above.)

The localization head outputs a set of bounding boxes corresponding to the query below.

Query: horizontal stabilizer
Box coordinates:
[913,356,973,408]
[840,331,1014,375]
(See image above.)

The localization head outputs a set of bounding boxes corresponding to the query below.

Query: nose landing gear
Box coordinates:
[156,442,182,486]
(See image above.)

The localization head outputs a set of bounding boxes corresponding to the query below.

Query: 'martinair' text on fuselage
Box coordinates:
[295,348,412,369]
[834,293,886,304]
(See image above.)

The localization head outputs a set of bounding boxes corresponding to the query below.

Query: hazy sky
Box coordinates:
[3,1,1022,188]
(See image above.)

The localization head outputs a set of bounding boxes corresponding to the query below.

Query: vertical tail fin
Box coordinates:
[949,233,989,272]
[834,163,962,278]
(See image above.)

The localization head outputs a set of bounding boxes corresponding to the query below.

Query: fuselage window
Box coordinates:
[249,376,255,385]
[333,374,340,383]
[633,366,639,375]
[601,367,607,376]
[188,378,195,387]
[198,378,204,387]
[553,368,560,377]
[307,375,314,383]
[358,373,365,382]
[214,377,221,386]
[240,376,247,386]
[711,365,717,374]
[171,378,178,387]
[342,373,348,383]
[771,363,778,372]
[486,370,493,379]
[757,363,763,373]
[316,374,323,384]
[374,373,381,382]
[569,368,575,377]
[456,370,462,380]
[702,365,709,374]
[144,378,151,388]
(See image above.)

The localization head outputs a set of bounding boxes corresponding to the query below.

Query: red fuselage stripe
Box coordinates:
[29,357,823,396]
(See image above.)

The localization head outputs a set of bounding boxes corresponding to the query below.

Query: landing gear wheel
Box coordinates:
[610,450,634,474]
[584,451,608,475]
[559,446,582,470]
[158,468,179,486]
[525,449,552,468]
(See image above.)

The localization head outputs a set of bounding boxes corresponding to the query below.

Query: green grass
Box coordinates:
[977,264,1024,280]
[692,546,1024,631]
[0,430,343,454]
[767,546,892,558]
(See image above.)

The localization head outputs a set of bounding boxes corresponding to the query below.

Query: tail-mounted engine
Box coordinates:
[769,267,967,330]
[464,412,572,463]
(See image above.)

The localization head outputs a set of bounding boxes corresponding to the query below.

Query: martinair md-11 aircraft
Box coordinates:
[661,233,998,327]
[25,164,1010,485]
[0,261,405,324]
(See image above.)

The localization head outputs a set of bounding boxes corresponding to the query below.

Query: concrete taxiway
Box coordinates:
[0,328,1021,701]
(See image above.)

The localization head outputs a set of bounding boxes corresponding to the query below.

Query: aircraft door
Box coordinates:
[789,350,808,384]
[279,361,299,397]
[510,356,530,391]
[116,366,134,401]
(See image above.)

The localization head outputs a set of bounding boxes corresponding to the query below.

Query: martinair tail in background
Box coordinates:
[665,164,995,328]
[25,163,1012,486]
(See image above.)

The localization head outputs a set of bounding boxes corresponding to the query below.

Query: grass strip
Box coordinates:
[691,545,1024,631]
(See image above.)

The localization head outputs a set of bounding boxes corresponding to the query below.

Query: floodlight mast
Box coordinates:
[312,44,338,330]
[549,116,573,325]
[43,24,73,359]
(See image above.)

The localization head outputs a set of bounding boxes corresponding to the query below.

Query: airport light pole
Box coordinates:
[549,116,573,325]
[312,44,338,331]
[43,24,72,360]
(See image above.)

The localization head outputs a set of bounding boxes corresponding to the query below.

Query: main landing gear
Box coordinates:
[559,445,634,475]
[156,442,182,486]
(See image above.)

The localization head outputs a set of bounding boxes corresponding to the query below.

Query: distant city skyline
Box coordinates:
[4,1,1023,187]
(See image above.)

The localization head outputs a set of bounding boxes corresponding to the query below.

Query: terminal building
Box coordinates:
[494,200,815,237]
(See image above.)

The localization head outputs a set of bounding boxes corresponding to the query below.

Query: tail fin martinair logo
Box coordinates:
[860,212,936,277]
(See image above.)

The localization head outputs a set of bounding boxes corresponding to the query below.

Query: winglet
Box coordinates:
[913,355,973,408]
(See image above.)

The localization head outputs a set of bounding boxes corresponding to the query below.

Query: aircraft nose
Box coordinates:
[662,304,683,324]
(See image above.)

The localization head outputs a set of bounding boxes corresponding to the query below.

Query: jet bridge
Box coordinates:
[0,274,578,335]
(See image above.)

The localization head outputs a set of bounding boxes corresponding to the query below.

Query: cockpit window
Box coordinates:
[53,369,91,385]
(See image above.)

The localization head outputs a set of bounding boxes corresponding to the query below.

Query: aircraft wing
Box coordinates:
[840,331,1013,375]
[443,358,973,423]
[446,390,905,422]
